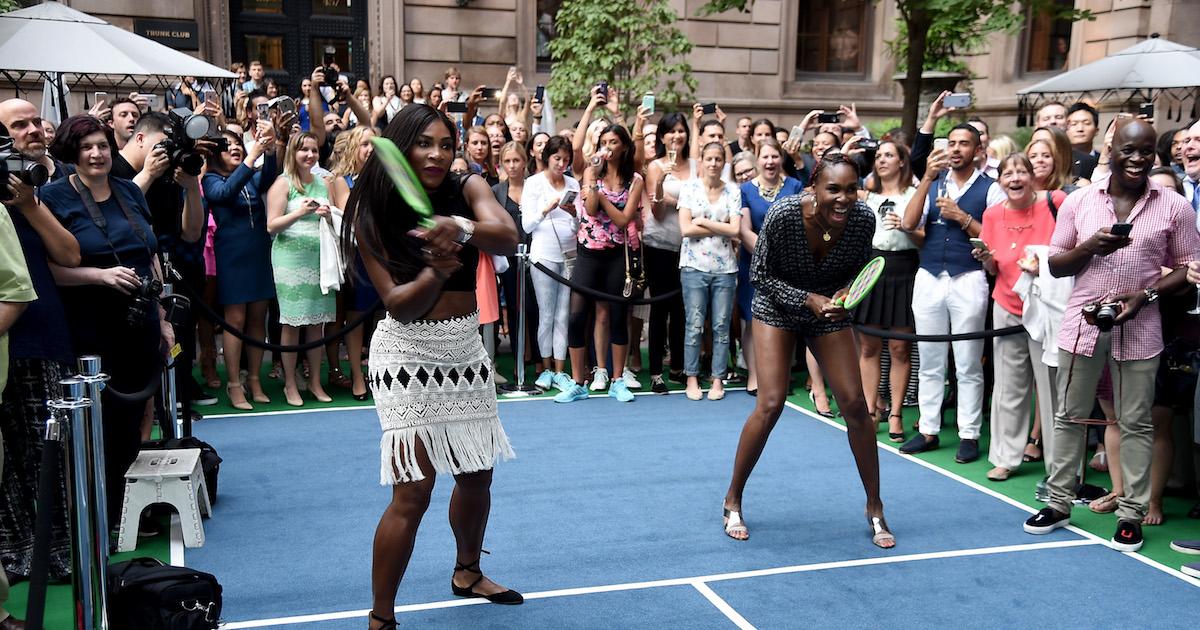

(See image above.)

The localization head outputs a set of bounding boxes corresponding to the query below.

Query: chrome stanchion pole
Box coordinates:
[500,243,539,398]
[77,356,111,629]
[52,376,97,630]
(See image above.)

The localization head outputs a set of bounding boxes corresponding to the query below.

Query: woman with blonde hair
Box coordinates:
[321,125,376,399]
[988,135,1019,164]
[1027,126,1082,193]
[266,131,338,406]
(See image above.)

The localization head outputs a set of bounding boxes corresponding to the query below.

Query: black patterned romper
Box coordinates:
[750,193,876,336]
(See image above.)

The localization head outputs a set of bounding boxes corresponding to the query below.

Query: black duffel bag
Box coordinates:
[143,436,222,505]
[109,557,222,630]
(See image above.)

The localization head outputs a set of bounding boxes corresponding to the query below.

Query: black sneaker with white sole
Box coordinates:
[1024,507,1070,534]
[1183,562,1200,579]
[1110,520,1143,552]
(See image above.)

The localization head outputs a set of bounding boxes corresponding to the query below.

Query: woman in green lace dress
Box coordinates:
[267,131,337,406]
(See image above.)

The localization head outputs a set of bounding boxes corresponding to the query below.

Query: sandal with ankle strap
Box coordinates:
[369,611,397,629]
[451,559,523,605]
[868,515,896,549]
[887,414,905,443]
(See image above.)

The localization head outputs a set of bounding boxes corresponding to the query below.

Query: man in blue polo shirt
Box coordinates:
[900,123,1005,463]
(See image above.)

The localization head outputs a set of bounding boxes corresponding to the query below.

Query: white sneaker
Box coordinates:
[621,368,642,389]
[589,367,609,391]
[493,370,508,385]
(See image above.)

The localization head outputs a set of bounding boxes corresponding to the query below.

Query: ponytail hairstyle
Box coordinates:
[343,104,459,285]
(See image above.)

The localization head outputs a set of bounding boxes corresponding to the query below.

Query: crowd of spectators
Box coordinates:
[1,57,1199,627]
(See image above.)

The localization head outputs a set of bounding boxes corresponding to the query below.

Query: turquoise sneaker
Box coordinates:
[553,383,589,403]
[534,369,554,390]
[553,371,575,393]
[608,379,635,402]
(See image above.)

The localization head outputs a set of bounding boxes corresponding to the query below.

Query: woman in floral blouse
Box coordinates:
[678,142,742,401]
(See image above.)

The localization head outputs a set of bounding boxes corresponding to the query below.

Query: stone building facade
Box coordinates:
[48,0,1200,132]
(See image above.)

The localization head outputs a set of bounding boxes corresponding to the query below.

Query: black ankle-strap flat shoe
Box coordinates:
[451,559,524,605]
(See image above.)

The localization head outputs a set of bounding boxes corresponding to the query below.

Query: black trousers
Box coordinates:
[644,246,684,375]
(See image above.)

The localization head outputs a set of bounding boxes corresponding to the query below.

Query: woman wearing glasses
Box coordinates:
[855,141,920,443]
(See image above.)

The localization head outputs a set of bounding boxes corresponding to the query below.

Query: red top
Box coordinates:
[980,191,1063,316]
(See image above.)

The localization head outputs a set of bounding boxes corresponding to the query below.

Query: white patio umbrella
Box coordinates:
[0,1,235,115]
[1018,35,1200,95]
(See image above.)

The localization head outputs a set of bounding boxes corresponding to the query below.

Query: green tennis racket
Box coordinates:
[370,136,436,229]
[833,256,886,309]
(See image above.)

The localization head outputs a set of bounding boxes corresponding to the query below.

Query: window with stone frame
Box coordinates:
[536,0,563,73]
[1024,0,1074,73]
[795,0,870,77]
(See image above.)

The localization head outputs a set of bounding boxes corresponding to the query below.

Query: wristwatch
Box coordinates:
[1143,287,1159,304]
[451,215,475,244]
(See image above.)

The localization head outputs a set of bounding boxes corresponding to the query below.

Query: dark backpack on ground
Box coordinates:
[109,558,222,629]
[143,436,223,505]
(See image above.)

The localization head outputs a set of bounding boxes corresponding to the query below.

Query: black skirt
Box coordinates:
[853,249,918,329]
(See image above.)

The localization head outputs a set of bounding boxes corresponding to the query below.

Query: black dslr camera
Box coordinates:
[127,275,164,328]
[1082,301,1122,332]
[0,133,49,201]
[157,108,229,177]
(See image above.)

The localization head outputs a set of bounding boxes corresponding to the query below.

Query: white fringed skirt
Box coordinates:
[369,312,514,484]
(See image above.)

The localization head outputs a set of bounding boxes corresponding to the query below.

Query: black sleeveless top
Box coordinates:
[378,172,480,291]
[438,173,479,291]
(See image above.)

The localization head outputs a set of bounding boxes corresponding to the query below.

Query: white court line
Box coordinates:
[219,539,1097,629]
[782,400,1200,589]
[690,581,755,630]
[202,386,744,419]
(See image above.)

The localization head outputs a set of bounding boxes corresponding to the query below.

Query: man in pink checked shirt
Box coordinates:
[1021,120,1200,553]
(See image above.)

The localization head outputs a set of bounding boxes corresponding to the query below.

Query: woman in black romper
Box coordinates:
[722,153,895,548]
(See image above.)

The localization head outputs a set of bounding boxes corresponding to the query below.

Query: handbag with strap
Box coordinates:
[622,240,646,298]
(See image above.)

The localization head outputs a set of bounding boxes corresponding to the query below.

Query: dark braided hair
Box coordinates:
[810,151,860,185]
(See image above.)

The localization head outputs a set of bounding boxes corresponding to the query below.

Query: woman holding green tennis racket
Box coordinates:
[343,105,523,629]
[723,153,895,549]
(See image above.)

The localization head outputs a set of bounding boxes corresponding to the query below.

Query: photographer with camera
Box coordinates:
[0,98,69,183]
[111,111,211,411]
[41,115,174,528]
[1022,120,1199,552]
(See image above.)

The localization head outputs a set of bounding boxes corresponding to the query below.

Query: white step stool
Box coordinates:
[117,448,212,552]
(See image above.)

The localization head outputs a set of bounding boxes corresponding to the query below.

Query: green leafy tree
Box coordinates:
[701,0,1090,135]
[548,0,697,115]
[0,0,22,12]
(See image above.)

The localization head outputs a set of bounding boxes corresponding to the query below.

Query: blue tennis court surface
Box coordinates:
[185,393,1198,628]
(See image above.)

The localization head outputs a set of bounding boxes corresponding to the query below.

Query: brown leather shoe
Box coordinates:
[0,614,27,630]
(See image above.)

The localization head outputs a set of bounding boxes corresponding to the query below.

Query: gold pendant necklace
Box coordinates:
[809,202,833,241]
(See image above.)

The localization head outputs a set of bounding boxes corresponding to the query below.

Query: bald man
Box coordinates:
[0,99,67,182]
[1023,120,1200,552]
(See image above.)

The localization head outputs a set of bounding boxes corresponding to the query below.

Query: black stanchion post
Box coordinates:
[24,412,63,630]
[162,278,181,440]
[53,376,101,630]
[77,356,111,628]
[499,243,539,398]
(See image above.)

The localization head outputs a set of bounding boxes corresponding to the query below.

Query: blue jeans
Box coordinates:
[681,268,736,377]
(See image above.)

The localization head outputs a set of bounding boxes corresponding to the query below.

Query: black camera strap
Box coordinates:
[70,174,156,266]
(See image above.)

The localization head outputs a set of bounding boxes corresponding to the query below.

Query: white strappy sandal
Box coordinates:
[723,507,748,541]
